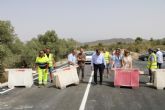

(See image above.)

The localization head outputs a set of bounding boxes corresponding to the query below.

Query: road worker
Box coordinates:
[146,48,157,85]
[35,50,49,87]
[102,48,111,77]
[45,48,56,83]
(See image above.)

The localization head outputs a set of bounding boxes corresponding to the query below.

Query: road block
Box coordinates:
[53,66,79,89]
[5,69,33,88]
[114,68,140,88]
[152,69,165,90]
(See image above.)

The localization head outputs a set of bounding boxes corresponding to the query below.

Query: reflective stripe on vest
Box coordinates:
[36,56,48,69]
[147,53,157,69]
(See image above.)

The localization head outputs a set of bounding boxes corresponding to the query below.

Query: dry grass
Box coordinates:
[131,52,141,60]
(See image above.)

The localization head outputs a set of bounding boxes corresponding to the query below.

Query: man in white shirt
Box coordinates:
[68,49,77,66]
[91,49,106,85]
[156,48,163,69]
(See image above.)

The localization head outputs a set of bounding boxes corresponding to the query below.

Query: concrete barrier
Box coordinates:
[152,69,165,90]
[53,66,79,89]
[0,82,8,88]
[139,71,144,75]
[5,69,33,88]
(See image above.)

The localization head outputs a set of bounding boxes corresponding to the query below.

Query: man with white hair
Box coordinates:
[156,48,163,69]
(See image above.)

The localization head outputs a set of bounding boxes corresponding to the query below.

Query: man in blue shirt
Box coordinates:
[68,49,77,66]
[91,49,106,85]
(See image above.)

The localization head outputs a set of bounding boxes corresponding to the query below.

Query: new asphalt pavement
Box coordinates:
[0,60,165,110]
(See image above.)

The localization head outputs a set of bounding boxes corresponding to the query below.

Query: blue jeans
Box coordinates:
[48,67,54,74]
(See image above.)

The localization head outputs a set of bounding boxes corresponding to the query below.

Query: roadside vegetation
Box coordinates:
[0,20,77,76]
[81,37,165,54]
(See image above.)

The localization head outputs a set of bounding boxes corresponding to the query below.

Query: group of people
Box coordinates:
[68,48,86,82]
[92,47,164,85]
[91,48,132,85]
[67,48,133,85]
[35,47,164,87]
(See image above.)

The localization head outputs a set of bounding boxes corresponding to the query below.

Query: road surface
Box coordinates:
[0,60,165,110]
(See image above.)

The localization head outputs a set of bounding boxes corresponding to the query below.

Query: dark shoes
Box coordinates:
[38,84,42,88]
[93,82,97,85]
[38,83,47,88]
[80,79,84,82]
[92,82,102,85]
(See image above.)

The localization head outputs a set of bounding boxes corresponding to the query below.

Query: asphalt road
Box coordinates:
[0,60,165,110]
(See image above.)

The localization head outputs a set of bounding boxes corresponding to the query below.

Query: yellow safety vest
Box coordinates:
[147,53,157,69]
[45,53,54,67]
[35,56,49,69]
[103,51,111,63]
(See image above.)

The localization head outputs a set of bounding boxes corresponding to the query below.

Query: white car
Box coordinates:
[84,51,95,64]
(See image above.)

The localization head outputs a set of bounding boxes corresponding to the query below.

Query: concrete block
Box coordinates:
[152,69,165,90]
[6,69,33,88]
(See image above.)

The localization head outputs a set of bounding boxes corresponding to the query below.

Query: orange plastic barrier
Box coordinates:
[114,68,140,88]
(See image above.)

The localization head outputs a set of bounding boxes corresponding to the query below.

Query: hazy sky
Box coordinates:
[0,0,165,42]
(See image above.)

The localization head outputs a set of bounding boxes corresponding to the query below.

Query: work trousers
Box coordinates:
[37,68,48,85]
[93,63,104,84]
[149,69,154,83]
[77,66,85,79]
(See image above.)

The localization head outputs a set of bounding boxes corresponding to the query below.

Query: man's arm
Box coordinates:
[111,56,115,68]
[53,59,56,68]
[148,55,155,68]
[77,54,81,61]
[102,55,106,66]
[82,54,86,61]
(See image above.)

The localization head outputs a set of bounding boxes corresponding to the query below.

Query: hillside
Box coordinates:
[82,38,134,46]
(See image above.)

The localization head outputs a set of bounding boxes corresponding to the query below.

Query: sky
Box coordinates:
[0,0,165,42]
